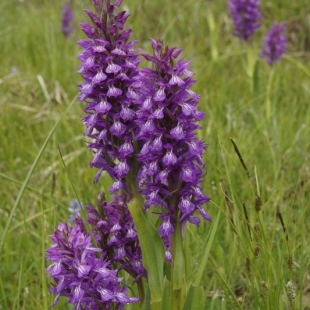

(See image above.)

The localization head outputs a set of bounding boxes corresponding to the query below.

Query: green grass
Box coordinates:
[1,0,310,309]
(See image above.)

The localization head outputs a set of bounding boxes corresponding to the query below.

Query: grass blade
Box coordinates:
[41,200,48,310]
[0,95,77,251]
[16,251,24,310]
[193,209,221,287]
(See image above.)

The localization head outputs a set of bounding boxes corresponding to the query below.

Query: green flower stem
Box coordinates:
[246,43,257,94]
[137,278,145,306]
[206,7,218,62]
[170,219,185,310]
[266,66,274,119]
[128,198,164,310]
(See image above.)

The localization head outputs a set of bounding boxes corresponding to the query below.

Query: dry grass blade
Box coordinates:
[230,138,250,178]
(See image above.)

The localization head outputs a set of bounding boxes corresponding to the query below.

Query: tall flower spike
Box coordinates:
[261,22,287,66]
[86,194,147,281]
[77,0,141,193]
[228,0,262,41]
[62,0,74,38]
[45,216,139,309]
[135,39,211,260]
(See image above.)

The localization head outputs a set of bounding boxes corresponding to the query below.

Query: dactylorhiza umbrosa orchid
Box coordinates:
[261,22,287,66]
[227,0,262,42]
[261,22,287,119]
[46,0,211,309]
[46,195,143,309]
[61,0,74,38]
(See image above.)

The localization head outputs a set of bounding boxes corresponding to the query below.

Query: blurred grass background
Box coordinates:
[0,0,310,309]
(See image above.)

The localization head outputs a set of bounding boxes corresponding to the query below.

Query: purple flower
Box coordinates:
[62,1,74,38]
[228,0,262,41]
[86,194,147,281]
[77,1,211,262]
[45,216,139,309]
[261,22,287,66]
[134,39,211,258]
[77,0,141,193]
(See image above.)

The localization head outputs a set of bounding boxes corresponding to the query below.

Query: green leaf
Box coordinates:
[161,277,171,310]
[182,285,205,310]
[252,59,260,98]
[193,209,221,287]
[172,220,185,290]
[128,199,164,309]
[183,228,191,285]
[206,8,218,62]
[210,259,242,310]
[141,278,151,310]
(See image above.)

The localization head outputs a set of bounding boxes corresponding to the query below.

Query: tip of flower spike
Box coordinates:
[261,22,287,66]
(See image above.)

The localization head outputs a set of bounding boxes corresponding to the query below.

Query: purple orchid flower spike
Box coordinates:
[261,22,287,66]
[228,0,262,41]
[45,214,139,309]
[134,39,211,259]
[86,193,147,281]
[62,0,74,38]
[77,0,142,194]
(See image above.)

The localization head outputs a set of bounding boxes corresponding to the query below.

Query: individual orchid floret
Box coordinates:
[228,0,262,41]
[86,193,147,281]
[45,216,139,309]
[62,0,74,38]
[261,22,287,66]
[135,39,211,259]
[77,0,141,193]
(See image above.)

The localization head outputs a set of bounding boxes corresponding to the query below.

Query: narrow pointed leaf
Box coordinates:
[172,220,185,290]
[128,199,164,308]
[161,277,171,310]
[182,285,205,310]
[194,209,221,287]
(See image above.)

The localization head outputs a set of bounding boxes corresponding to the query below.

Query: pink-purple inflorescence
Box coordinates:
[86,195,147,281]
[47,0,211,308]
[261,22,287,66]
[135,39,211,260]
[62,1,74,38]
[77,0,141,194]
[228,0,262,41]
[77,0,210,261]
[46,195,142,309]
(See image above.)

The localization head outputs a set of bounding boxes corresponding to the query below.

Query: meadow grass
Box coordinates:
[0,0,310,309]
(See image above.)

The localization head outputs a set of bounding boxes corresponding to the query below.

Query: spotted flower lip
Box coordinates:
[261,22,287,66]
[228,0,262,41]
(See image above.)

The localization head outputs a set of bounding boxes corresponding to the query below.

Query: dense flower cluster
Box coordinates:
[261,22,287,66]
[77,0,210,262]
[45,216,139,309]
[62,1,74,38]
[135,39,211,260]
[77,0,141,193]
[87,194,147,280]
[228,0,262,41]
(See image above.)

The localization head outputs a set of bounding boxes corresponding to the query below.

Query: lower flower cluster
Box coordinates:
[46,197,142,309]
[87,195,147,281]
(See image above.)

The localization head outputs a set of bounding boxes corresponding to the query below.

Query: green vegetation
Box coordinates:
[0,0,309,309]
